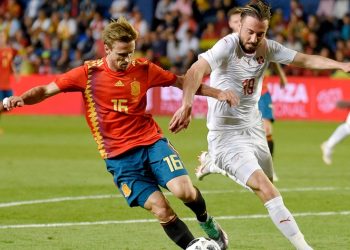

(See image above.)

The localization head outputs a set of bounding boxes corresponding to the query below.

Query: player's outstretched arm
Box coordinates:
[169,58,211,133]
[4,82,61,110]
[173,76,239,107]
[291,52,350,72]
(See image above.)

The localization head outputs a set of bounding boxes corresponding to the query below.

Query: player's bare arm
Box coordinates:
[292,52,350,72]
[169,58,212,133]
[173,75,239,106]
[5,82,61,110]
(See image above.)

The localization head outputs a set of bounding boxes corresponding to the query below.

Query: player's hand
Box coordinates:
[336,100,350,109]
[218,89,240,107]
[169,105,192,134]
[3,96,24,111]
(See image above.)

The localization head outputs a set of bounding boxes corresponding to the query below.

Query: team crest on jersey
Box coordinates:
[121,183,132,197]
[131,80,140,96]
[256,56,265,64]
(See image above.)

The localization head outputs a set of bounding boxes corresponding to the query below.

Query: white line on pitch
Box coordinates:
[0,210,349,229]
[0,186,349,208]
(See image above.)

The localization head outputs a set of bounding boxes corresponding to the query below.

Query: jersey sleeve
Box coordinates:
[267,39,297,65]
[147,61,177,88]
[199,35,233,71]
[55,66,87,92]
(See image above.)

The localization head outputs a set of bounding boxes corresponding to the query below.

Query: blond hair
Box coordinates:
[227,7,242,18]
[102,17,138,48]
[241,0,271,22]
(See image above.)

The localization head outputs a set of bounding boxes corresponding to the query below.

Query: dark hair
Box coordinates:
[241,0,271,22]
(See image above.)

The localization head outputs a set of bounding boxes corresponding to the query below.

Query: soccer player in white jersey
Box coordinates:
[169,0,350,249]
[321,100,350,165]
[195,6,286,183]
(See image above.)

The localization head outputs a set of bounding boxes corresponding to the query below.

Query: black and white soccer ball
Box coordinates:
[186,237,221,250]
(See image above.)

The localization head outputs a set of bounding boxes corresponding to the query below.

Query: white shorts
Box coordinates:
[208,122,273,185]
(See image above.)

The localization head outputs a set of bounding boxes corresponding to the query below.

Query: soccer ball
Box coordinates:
[186,237,221,250]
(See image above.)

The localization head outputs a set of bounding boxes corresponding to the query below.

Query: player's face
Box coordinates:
[229,13,241,33]
[105,40,135,71]
[239,16,268,53]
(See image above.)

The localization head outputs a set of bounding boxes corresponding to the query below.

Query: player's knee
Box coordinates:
[168,176,196,202]
[249,173,278,200]
[151,200,175,222]
[174,185,196,202]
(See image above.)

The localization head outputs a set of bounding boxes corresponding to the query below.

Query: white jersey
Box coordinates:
[200,33,297,130]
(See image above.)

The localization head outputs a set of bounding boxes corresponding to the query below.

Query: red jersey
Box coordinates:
[55,58,177,158]
[0,47,16,90]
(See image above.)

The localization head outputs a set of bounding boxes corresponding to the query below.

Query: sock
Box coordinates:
[326,123,350,149]
[184,187,208,222]
[161,215,194,249]
[267,134,274,157]
[264,196,311,249]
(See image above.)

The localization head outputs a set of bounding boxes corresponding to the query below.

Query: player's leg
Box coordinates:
[321,112,350,165]
[144,190,195,249]
[259,91,278,180]
[246,170,313,250]
[149,138,228,249]
[216,128,312,249]
[104,145,194,249]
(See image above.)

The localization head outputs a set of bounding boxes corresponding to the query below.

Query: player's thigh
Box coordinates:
[148,138,189,188]
[105,148,160,208]
[253,126,274,179]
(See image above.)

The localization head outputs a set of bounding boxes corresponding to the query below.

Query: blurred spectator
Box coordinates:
[201,22,219,40]
[57,11,78,41]
[109,0,129,20]
[214,9,228,36]
[38,50,53,75]
[178,29,199,57]
[175,13,197,41]
[284,33,303,52]
[317,0,335,17]
[290,0,303,19]
[89,12,107,40]
[332,0,349,20]
[69,49,84,69]
[55,46,70,73]
[155,0,175,21]
[79,0,97,20]
[31,9,50,37]
[130,9,149,38]
[340,13,350,41]
[174,0,193,17]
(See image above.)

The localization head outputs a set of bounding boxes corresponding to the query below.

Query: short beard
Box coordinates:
[239,37,256,54]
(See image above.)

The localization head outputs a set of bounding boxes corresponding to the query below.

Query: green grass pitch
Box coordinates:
[0,115,349,249]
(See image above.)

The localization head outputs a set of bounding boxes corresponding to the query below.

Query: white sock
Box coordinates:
[264,196,312,249]
[326,123,350,149]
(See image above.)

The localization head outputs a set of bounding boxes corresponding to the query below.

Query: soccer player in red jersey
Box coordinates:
[0,31,17,133]
[3,17,239,249]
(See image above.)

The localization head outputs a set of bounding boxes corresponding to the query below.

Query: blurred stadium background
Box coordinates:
[1,0,350,249]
